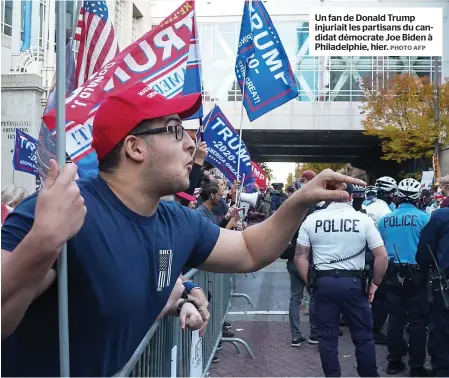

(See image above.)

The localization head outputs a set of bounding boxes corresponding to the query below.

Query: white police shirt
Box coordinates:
[297,202,384,271]
[363,199,392,226]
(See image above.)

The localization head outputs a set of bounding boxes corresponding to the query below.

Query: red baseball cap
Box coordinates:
[176,192,196,202]
[440,197,449,208]
[92,82,202,160]
[300,170,317,181]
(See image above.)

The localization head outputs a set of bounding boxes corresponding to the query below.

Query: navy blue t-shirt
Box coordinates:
[1,175,220,377]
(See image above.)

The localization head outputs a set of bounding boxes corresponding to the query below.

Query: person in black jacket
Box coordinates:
[178,141,208,207]
[282,186,319,346]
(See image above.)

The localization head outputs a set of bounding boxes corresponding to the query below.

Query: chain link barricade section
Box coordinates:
[115,270,238,377]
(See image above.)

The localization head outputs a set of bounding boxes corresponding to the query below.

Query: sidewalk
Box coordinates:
[209,320,402,377]
[209,261,410,377]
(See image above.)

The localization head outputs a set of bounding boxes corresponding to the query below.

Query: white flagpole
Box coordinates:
[236,59,248,181]
[55,0,70,376]
[236,0,251,204]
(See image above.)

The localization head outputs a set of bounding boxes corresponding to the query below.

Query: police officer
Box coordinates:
[378,178,430,376]
[416,206,449,376]
[295,184,388,377]
[364,176,397,224]
[363,186,378,208]
[353,185,388,344]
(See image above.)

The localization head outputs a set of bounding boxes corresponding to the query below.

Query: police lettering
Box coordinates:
[315,219,360,233]
[383,215,418,228]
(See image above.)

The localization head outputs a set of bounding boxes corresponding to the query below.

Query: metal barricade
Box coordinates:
[230,273,255,308]
[115,269,236,377]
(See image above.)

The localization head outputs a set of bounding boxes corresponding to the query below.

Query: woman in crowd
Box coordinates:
[1,185,28,209]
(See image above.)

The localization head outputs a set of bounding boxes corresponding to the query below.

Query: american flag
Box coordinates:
[74,0,119,86]
[157,250,173,291]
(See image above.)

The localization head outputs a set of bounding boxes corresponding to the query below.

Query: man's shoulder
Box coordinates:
[413,207,431,221]
[195,204,207,213]
[159,201,209,227]
[9,190,39,218]
[430,208,449,222]
[370,200,391,216]
[355,209,374,223]
[304,208,322,222]
[159,200,194,217]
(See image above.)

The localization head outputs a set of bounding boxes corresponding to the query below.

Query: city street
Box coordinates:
[209,260,412,377]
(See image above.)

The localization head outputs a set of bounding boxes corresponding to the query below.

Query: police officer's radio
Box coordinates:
[427,245,449,310]
[386,245,421,286]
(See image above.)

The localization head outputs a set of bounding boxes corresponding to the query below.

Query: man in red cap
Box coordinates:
[2,81,365,377]
[299,170,317,187]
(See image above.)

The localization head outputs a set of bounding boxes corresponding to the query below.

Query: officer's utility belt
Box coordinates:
[308,246,370,294]
[392,263,421,275]
[316,269,362,278]
[386,260,423,286]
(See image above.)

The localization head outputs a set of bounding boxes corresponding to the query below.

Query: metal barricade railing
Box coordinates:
[230,273,255,308]
[115,269,236,377]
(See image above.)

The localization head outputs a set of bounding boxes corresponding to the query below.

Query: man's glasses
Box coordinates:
[131,125,185,141]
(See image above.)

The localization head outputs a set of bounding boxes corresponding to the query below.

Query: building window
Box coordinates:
[39,0,46,48]
[228,81,242,102]
[131,3,143,42]
[202,86,213,102]
[1,0,13,36]
[114,0,123,41]
[132,16,137,41]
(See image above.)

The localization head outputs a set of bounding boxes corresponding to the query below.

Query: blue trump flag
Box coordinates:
[21,1,32,51]
[13,129,38,176]
[235,0,298,121]
[199,105,256,190]
[183,12,203,121]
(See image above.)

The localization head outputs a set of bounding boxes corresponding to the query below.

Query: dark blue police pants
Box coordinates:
[315,276,377,377]
[385,283,429,369]
[366,254,388,333]
[371,282,388,332]
[428,294,449,377]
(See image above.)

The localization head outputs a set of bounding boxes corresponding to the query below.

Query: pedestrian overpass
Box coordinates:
[185,100,384,173]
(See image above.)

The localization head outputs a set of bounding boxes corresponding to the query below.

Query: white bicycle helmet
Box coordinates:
[375,176,397,193]
[397,178,422,200]
[365,185,377,196]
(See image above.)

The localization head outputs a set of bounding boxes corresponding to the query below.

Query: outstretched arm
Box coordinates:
[201,169,365,273]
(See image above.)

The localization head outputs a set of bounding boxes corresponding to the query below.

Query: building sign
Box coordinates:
[1,121,32,140]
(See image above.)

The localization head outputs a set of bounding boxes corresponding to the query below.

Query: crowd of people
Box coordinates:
[1,83,448,377]
[1,83,368,377]
[279,171,449,377]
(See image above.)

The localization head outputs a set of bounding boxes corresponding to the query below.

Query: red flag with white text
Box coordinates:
[42,1,197,177]
[251,161,267,190]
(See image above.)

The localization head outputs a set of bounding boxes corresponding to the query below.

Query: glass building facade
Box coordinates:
[197,20,441,103]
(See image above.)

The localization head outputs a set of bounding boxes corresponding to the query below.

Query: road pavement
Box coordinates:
[208,260,414,377]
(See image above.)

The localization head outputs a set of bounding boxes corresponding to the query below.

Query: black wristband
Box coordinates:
[372,280,381,286]
[176,299,198,315]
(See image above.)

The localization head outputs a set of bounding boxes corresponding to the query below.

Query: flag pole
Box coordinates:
[236,59,248,181]
[433,55,440,184]
[56,0,70,376]
[199,118,204,142]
